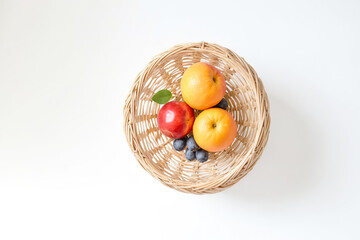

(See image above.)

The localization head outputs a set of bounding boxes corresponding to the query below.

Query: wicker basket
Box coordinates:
[124,42,270,194]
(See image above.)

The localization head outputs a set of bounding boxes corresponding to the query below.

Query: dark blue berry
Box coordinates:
[173,137,187,151]
[214,98,228,110]
[185,148,196,161]
[196,149,209,163]
[186,136,199,152]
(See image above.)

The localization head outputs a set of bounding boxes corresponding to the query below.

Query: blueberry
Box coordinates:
[186,136,199,152]
[214,98,229,110]
[173,137,187,151]
[185,148,196,161]
[196,149,209,163]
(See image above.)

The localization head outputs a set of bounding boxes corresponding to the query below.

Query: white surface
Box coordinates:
[1,0,359,239]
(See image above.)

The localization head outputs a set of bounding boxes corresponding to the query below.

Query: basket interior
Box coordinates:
[133,50,259,184]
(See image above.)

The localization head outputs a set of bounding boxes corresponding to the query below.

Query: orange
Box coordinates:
[193,108,237,152]
[181,62,226,110]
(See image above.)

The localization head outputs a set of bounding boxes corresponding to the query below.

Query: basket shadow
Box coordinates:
[223,95,323,202]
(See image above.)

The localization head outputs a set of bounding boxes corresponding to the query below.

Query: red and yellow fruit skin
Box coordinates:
[181,62,226,110]
[193,108,237,152]
[157,101,195,139]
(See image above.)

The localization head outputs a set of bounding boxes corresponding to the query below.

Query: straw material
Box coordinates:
[123,42,270,194]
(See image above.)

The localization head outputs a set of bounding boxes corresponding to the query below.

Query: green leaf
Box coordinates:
[152,89,172,104]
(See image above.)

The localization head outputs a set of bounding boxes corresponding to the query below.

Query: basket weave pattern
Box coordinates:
[124,42,270,194]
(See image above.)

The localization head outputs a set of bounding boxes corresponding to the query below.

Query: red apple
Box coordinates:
[157,101,194,139]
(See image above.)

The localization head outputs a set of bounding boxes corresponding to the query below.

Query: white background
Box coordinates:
[1,0,359,239]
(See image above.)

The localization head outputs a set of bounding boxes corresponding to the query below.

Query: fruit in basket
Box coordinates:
[157,101,194,139]
[196,149,209,163]
[214,98,229,110]
[181,62,226,110]
[185,148,196,161]
[193,108,237,152]
[173,137,187,151]
[186,136,199,152]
